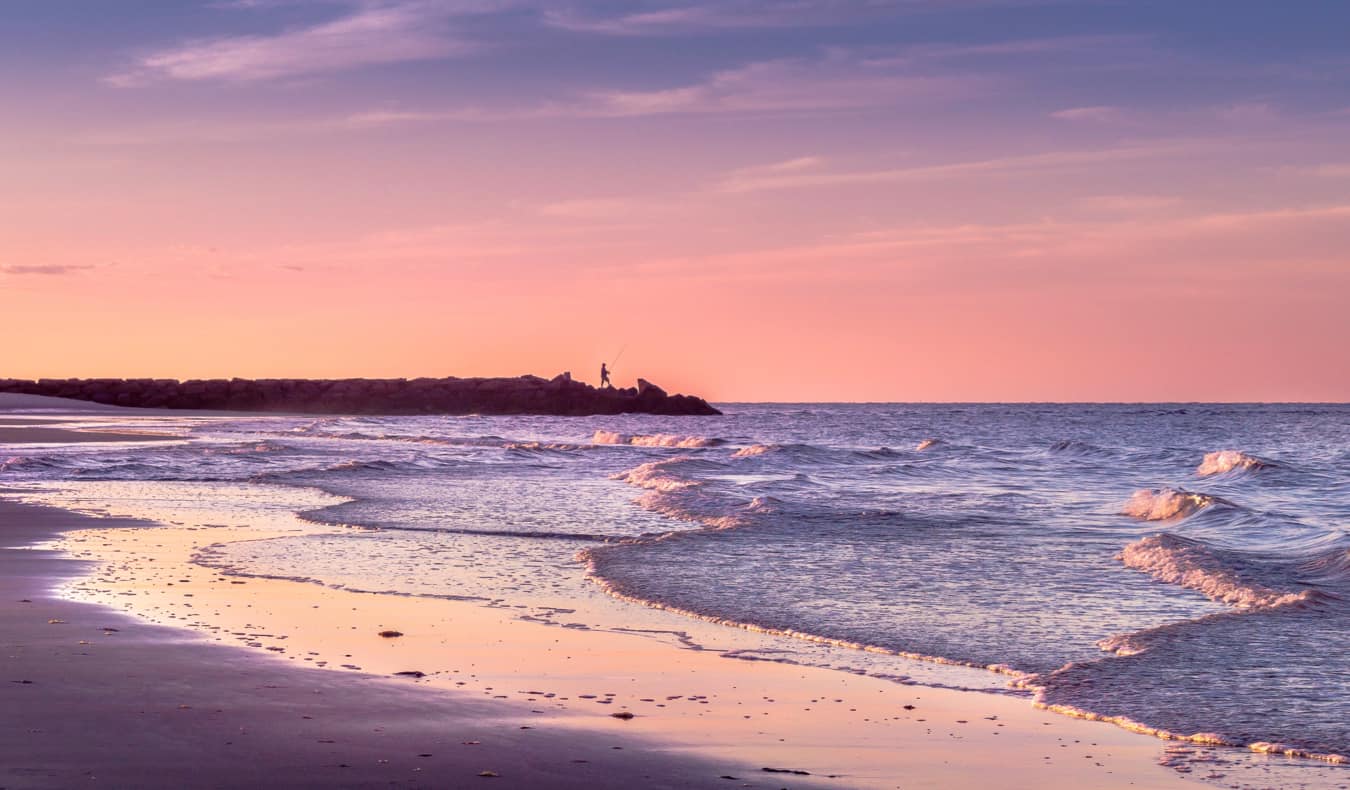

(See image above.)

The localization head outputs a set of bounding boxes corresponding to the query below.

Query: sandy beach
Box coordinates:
[6,411,1344,789]
[1,496,789,789]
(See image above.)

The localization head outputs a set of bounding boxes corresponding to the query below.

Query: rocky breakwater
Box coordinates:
[0,374,720,416]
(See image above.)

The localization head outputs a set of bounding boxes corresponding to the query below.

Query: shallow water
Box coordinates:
[4,404,1347,761]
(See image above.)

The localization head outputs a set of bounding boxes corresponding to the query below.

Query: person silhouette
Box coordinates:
[600,363,612,388]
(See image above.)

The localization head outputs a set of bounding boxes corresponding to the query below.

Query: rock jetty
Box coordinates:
[0,374,720,416]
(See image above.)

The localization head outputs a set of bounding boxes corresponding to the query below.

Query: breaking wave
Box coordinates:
[592,430,721,448]
[609,457,712,492]
[1117,534,1321,610]
[203,441,293,455]
[504,441,591,453]
[732,444,776,458]
[1197,450,1270,476]
[1120,488,1231,521]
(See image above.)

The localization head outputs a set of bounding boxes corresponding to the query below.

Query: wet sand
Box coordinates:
[0,498,790,789]
[0,425,179,443]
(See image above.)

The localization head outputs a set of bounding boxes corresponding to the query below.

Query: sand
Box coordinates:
[0,393,141,414]
[0,499,784,789]
[0,426,179,443]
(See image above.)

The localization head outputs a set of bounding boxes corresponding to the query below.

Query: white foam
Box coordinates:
[609,458,704,492]
[1120,488,1223,521]
[592,430,717,448]
[1197,450,1269,476]
[732,444,775,457]
[504,441,589,452]
[1117,534,1314,610]
[1028,668,1350,765]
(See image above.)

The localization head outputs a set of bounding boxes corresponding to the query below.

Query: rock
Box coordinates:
[0,375,720,416]
[635,378,666,398]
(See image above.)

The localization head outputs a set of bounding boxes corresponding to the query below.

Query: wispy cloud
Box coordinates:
[715,142,1196,193]
[586,52,982,115]
[543,1,1073,36]
[1214,102,1277,123]
[342,50,983,126]
[543,1,870,35]
[538,198,641,219]
[611,202,1350,287]
[719,156,828,188]
[1282,162,1350,178]
[1,264,97,276]
[866,34,1152,68]
[106,1,484,85]
[1078,194,1181,213]
[1051,105,1123,122]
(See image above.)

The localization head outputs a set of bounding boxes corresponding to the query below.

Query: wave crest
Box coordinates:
[1117,534,1317,610]
[0,455,60,472]
[592,430,719,448]
[732,444,776,458]
[1120,488,1229,521]
[1048,439,1102,455]
[1197,450,1270,476]
[504,441,590,452]
[610,458,706,492]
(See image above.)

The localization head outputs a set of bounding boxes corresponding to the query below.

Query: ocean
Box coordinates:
[4,403,1347,764]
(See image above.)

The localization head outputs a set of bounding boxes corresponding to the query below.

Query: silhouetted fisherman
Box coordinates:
[600,363,612,388]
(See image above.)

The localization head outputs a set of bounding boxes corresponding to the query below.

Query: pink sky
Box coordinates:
[2,1,1347,401]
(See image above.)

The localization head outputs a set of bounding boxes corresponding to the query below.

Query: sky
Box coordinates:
[1,0,1348,402]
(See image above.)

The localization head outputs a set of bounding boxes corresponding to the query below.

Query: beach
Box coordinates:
[2,405,1346,789]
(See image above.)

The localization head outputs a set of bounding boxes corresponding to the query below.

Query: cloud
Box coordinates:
[1,264,97,276]
[343,50,982,126]
[1284,163,1350,178]
[584,52,981,116]
[610,202,1350,289]
[866,34,1152,69]
[1214,102,1277,123]
[1050,105,1122,122]
[543,1,869,35]
[538,198,640,219]
[543,1,1077,36]
[715,142,1195,193]
[719,156,827,187]
[1079,194,1181,213]
[106,1,483,85]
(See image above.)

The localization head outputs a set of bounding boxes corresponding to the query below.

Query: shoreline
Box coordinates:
[4,411,1344,789]
[0,496,795,789]
[3,485,1238,790]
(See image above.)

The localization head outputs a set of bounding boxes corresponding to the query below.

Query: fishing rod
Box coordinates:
[610,344,627,369]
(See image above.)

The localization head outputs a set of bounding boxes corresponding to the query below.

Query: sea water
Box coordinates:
[4,404,1347,761]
